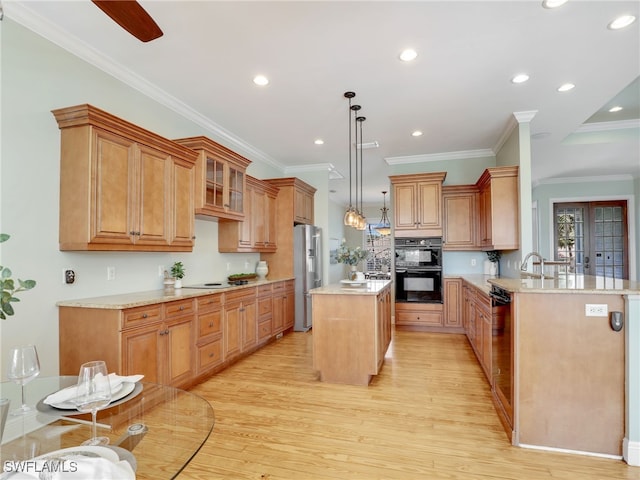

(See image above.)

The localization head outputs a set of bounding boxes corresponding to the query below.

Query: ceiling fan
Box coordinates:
[92,0,163,42]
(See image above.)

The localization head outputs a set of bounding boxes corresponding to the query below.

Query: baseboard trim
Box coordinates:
[519,443,622,462]
[623,438,640,466]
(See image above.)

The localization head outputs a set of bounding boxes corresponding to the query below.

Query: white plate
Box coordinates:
[31,445,120,464]
[50,382,135,410]
[340,279,368,286]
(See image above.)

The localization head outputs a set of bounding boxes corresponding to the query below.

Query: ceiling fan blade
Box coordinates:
[92,0,163,42]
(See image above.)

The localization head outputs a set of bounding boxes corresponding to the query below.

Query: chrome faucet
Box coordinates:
[521,251,545,277]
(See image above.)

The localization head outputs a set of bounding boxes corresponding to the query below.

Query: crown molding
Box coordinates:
[285,163,344,179]
[384,148,494,165]
[4,2,284,172]
[576,119,640,133]
[534,173,635,187]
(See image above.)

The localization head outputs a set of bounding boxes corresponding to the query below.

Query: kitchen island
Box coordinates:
[310,280,392,386]
[486,274,640,465]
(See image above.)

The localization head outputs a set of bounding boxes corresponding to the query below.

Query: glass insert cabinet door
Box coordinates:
[205,156,244,216]
[554,200,628,279]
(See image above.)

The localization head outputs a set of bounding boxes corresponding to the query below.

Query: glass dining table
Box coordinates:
[0,377,214,479]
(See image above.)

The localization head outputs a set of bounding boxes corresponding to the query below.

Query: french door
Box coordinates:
[553,201,628,279]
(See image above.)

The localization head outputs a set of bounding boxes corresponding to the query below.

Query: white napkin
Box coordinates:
[44,373,144,406]
[4,456,135,479]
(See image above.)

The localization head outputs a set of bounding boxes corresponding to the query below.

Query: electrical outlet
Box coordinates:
[471,258,476,267]
[107,266,116,281]
[585,304,608,317]
[226,263,231,271]
[62,268,76,284]
[158,265,165,277]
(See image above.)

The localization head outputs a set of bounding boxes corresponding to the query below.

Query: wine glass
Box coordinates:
[75,360,112,446]
[7,345,41,415]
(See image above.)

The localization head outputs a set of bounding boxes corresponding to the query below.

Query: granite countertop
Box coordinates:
[447,273,640,295]
[309,280,392,296]
[489,274,640,295]
[56,277,294,309]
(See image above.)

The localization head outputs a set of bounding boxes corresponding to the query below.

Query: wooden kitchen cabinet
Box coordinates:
[53,104,197,252]
[195,294,223,378]
[173,136,251,221]
[272,280,295,334]
[395,302,444,329]
[442,185,480,250]
[389,172,447,237]
[223,287,257,357]
[262,178,317,278]
[462,280,492,383]
[476,166,519,251]
[218,176,279,253]
[257,284,273,343]
[294,187,315,224]
[444,278,463,329]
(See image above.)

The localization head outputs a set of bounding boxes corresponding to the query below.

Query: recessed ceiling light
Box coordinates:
[399,49,418,62]
[542,0,568,9]
[253,75,269,86]
[314,139,324,145]
[557,83,575,92]
[411,131,423,137]
[608,15,636,30]
[609,106,623,113]
[511,74,530,84]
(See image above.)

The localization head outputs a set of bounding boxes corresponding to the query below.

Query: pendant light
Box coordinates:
[355,115,367,230]
[343,92,358,227]
[375,191,391,236]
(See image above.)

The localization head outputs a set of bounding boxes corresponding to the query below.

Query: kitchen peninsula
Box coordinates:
[482,274,640,461]
[310,280,392,386]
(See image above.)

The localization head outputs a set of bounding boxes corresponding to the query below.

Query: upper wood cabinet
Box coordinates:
[173,136,251,221]
[262,177,317,279]
[476,166,519,251]
[443,185,480,250]
[389,172,447,237]
[53,104,197,252]
[218,176,279,253]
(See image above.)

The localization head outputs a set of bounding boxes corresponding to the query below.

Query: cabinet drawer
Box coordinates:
[198,310,222,339]
[258,296,272,316]
[258,319,272,341]
[395,303,444,327]
[123,305,162,329]
[257,284,272,297]
[197,294,222,312]
[165,299,195,318]
[226,286,256,303]
[272,281,284,293]
[197,339,223,372]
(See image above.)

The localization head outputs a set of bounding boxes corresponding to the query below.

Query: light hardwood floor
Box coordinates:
[182,330,639,480]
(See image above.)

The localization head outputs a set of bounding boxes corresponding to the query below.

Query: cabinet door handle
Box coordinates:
[209,353,214,358]
[165,329,169,335]
[209,322,213,327]
[179,305,184,311]
[142,313,148,318]
[159,330,164,336]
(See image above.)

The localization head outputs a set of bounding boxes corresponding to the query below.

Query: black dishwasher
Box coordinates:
[489,285,513,425]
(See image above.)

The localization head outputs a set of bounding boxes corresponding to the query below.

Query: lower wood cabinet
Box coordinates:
[195,294,223,377]
[272,280,295,334]
[462,280,492,383]
[59,281,294,389]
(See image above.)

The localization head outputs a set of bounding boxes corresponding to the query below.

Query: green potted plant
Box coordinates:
[170,261,185,288]
[0,234,36,319]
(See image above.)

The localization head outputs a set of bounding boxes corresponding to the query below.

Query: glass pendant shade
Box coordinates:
[343,208,358,226]
[375,191,391,236]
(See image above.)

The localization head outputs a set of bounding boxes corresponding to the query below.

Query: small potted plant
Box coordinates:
[170,261,185,289]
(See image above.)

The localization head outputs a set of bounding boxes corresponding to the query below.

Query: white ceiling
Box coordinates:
[5,0,640,208]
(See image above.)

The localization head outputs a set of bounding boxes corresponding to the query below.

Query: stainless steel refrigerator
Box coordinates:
[293,224,323,332]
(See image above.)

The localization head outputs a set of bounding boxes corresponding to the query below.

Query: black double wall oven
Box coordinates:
[394,237,442,303]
